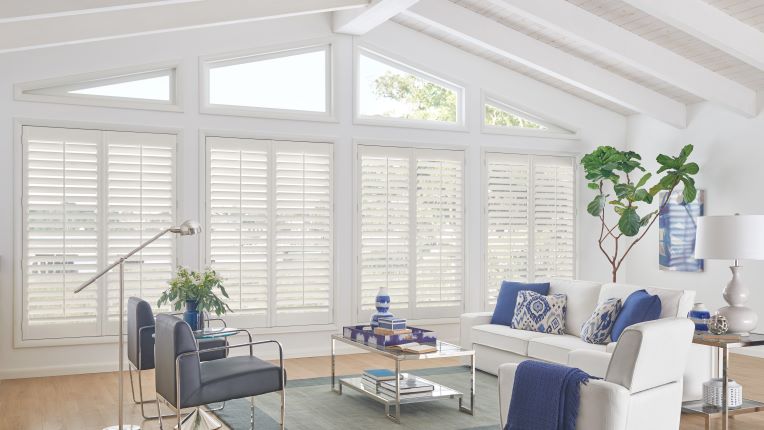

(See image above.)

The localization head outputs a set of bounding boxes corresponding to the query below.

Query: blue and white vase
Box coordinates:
[184,299,201,331]
[370,287,393,328]
[689,302,711,332]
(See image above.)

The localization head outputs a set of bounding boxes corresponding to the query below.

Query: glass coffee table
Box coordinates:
[330,334,475,423]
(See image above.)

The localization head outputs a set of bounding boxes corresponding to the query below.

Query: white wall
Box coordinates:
[0,13,626,378]
[624,102,764,356]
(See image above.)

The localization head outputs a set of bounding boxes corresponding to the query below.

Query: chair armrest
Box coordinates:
[567,350,612,378]
[606,342,617,353]
[498,362,629,430]
[460,312,493,350]
[177,339,285,370]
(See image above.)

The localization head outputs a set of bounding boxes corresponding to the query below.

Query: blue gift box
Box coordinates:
[378,317,407,330]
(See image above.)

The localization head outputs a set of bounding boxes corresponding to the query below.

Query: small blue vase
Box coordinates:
[688,303,711,332]
[184,300,200,331]
[370,287,393,328]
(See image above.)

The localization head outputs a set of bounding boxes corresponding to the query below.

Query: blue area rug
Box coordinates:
[212,366,500,429]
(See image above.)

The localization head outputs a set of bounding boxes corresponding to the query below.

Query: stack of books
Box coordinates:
[378,376,435,399]
[361,369,399,392]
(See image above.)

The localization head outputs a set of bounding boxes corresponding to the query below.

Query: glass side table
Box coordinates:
[681,333,764,430]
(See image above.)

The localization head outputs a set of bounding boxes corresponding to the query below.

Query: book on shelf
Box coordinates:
[373,327,413,336]
[362,368,399,382]
[387,342,437,354]
[380,377,434,394]
[378,387,436,399]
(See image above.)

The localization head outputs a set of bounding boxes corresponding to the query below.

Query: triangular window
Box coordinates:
[15,65,179,111]
[483,96,575,136]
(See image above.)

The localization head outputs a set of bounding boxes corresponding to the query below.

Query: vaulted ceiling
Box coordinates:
[2,0,764,128]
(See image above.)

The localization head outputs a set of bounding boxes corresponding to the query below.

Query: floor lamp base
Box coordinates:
[103,425,141,430]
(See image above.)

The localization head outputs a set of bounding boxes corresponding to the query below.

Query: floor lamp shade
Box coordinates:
[695,215,764,335]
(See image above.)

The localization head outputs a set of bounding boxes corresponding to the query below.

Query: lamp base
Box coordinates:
[718,305,758,336]
[103,425,140,430]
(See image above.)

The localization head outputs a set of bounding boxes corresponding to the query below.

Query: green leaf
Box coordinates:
[681,178,697,203]
[618,207,641,237]
[635,172,652,189]
[608,200,626,207]
[681,162,699,175]
[656,154,676,167]
[587,182,599,190]
[634,188,652,203]
[587,195,606,216]
[639,213,653,227]
[613,183,632,199]
[614,206,625,216]
[678,144,694,163]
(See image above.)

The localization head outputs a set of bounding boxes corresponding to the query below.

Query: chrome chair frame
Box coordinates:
[155,339,286,430]
[129,312,229,420]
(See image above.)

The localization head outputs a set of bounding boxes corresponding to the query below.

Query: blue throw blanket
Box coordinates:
[505,360,590,430]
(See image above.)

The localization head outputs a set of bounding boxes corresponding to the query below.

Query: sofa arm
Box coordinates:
[498,362,629,430]
[568,350,612,378]
[459,312,493,350]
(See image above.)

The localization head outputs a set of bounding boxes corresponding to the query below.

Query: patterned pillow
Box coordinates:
[511,291,567,335]
[580,298,623,344]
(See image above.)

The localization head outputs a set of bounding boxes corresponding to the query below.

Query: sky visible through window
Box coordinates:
[70,75,170,101]
[208,49,327,112]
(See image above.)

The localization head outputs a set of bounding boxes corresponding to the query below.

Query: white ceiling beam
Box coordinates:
[333,0,418,35]
[402,0,687,128]
[491,0,757,118]
[623,0,764,74]
[0,0,201,23]
[0,0,367,54]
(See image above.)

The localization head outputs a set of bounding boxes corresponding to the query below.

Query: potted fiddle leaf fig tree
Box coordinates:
[157,267,232,330]
[581,144,700,282]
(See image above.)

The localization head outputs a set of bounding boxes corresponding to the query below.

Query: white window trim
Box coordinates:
[480,148,579,312]
[353,44,468,132]
[199,40,337,123]
[14,61,183,112]
[480,92,580,140]
[12,118,183,348]
[353,139,468,324]
[199,129,338,329]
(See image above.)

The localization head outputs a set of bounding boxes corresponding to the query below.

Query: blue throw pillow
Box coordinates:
[581,298,622,344]
[611,290,662,341]
[491,281,550,326]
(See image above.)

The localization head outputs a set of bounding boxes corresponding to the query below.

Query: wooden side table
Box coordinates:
[681,333,764,430]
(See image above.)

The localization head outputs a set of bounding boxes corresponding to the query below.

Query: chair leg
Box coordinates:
[280,388,286,430]
[131,365,176,420]
[156,396,165,430]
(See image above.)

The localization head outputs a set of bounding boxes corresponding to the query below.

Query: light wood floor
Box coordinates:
[1,353,763,429]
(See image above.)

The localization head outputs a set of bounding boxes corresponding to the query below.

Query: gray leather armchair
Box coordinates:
[127,297,228,419]
[154,314,286,430]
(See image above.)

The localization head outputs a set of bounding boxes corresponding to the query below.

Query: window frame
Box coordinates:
[14,62,183,112]
[13,119,182,348]
[199,130,337,330]
[481,148,579,311]
[353,139,468,324]
[480,92,579,140]
[354,45,468,132]
[200,41,336,122]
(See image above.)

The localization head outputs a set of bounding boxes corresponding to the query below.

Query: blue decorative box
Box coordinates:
[378,317,407,330]
[343,325,436,348]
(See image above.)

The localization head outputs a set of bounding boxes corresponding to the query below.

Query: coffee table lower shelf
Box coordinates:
[338,375,463,414]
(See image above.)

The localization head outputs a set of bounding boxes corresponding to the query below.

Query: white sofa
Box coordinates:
[499,318,696,430]
[460,279,712,401]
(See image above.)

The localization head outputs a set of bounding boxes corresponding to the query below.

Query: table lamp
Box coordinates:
[695,214,764,335]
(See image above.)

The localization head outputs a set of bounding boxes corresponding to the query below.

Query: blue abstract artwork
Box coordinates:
[658,189,704,272]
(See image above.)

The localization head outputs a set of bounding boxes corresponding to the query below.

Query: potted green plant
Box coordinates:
[157,267,232,330]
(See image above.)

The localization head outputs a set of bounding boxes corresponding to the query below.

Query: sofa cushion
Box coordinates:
[491,281,550,326]
[611,290,661,341]
[511,291,567,335]
[527,335,607,364]
[472,324,553,356]
[598,282,694,318]
[548,279,603,337]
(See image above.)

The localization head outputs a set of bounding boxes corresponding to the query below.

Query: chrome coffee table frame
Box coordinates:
[330,335,475,423]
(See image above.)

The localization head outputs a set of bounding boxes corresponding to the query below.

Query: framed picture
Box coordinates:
[658,189,704,272]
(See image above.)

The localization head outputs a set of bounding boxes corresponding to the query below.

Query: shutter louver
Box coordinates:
[274,143,333,325]
[485,154,531,305]
[106,132,176,326]
[208,137,269,317]
[415,151,464,313]
[359,148,410,312]
[533,156,575,280]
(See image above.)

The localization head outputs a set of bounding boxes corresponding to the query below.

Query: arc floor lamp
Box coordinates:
[75,220,202,430]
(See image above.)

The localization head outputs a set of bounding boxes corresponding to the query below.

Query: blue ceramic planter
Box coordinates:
[184,299,200,331]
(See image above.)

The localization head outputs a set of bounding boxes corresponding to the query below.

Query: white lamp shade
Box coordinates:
[695,215,764,260]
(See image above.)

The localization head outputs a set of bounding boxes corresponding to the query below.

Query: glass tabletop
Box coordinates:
[692,333,764,348]
[332,334,474,360]
[192,327,241,339]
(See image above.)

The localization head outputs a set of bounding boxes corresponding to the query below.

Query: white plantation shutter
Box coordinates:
[357,145,464,320]
[105,132,176,329]
[484,153,531,306]
[533,156,576,279]
[359,147,411,313]
[22,126,177,340]
[207,137,269,324]
[206,137,333,327]
[484,152,576,309]
[415,150,464,316]
[274,142,333,325]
